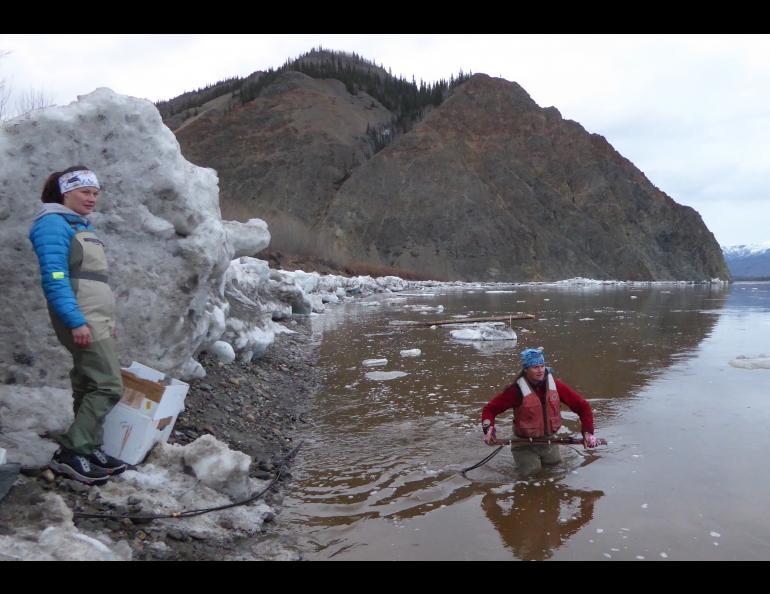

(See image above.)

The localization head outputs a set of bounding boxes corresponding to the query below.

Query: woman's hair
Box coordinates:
[40,165,90,203]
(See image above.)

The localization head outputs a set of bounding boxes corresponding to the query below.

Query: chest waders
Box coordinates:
[50,229,123,455]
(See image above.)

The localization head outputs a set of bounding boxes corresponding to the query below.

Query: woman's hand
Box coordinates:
[72,324,92,348]
[483,422,498,446]
[583,432,598,448]
[111,325,118,339]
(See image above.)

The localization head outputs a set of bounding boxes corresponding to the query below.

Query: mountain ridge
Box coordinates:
[722,243,770,279]
[164,49,730,282]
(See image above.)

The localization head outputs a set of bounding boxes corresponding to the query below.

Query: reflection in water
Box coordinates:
[282,284,729,560]
[482,483,604,561]
[452,338,520,355]
[723,282,770,311]
[474,449,605,560]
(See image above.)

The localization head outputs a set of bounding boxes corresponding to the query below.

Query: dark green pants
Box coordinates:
[52,321,123,455]
[511,442,563,477]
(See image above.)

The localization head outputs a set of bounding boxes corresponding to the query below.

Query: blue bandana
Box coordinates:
[521,348,545,369]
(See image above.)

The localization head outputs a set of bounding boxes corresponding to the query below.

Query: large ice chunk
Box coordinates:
[729,355,770,369]
[449,323,518,341]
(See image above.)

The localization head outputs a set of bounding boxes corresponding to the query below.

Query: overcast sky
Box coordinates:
[2,33,768,247]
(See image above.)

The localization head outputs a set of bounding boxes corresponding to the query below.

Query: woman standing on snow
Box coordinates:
[29,166,128,485]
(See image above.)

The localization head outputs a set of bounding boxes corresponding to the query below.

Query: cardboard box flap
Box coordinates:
[121,370,165,404]
[103,362,189,465]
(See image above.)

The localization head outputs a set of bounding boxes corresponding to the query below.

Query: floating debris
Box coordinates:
[400,349,422,357]
[450,324,517,342]
[362,358,388,367]
[365,371,408,381]
[729,355,770,369]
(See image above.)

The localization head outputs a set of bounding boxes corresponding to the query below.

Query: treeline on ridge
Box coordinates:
[155,47,472,143]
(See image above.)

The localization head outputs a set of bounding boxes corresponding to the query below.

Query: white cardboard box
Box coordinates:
[101,361,189,465]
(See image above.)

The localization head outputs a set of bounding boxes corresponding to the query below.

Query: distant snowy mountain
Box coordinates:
[722,243,770,278]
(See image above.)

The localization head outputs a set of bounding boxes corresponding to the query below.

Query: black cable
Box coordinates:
[460,445,504,475]
[73,441,304,522]
[460,435,601,476]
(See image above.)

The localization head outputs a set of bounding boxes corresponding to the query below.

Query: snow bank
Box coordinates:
[0,386,73,469]
[210,341,236,364]
[95,436,273,541]
[177,434,255,500]
[549,277,729,288]
[0,490,132,561]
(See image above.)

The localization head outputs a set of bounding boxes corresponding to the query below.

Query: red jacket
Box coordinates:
[482,373,594,435]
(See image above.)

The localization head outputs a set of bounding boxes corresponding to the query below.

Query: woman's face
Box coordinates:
[524,364,546,383]
[62,186,99,216]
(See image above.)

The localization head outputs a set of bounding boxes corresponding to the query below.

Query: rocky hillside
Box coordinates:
[168,52,729,282]
[175,70,392,254]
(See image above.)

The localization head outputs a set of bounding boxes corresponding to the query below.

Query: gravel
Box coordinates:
[0,316,320,561]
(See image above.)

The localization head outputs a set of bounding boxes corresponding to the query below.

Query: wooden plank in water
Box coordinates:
[416,314,535,327]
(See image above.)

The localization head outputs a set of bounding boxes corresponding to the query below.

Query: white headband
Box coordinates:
[58,170,100,194]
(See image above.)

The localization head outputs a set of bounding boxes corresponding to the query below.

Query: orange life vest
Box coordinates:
[513,372,562,438]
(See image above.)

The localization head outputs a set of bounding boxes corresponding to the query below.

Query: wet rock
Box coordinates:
[262,511,276,524]
[76,519,102,532]
[166,529,186,542]
[68,482,91,495]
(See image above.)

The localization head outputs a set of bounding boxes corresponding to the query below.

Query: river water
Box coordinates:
[278,281,770,560]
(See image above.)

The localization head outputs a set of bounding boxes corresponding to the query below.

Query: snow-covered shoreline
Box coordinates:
[209,263,730,373]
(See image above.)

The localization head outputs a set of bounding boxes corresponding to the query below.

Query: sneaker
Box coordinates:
[87,448,128,475]
[49,448,110,485]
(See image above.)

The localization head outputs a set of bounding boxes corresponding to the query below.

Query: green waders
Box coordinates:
[50,229,123,455]
[511,440,563,477]
[51,326,123,454]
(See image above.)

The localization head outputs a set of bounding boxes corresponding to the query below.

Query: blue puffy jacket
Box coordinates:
[29,204,93,329]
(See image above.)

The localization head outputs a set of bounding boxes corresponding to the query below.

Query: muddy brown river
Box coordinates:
[278,281,770,560]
